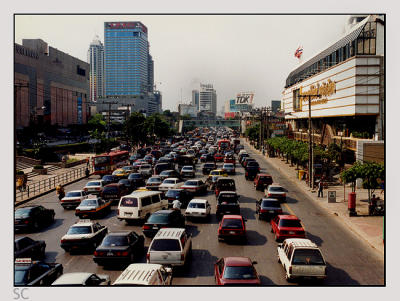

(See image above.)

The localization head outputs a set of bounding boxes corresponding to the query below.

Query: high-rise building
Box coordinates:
[87,36,104,102]
[199,84,217,115]
[104,21,150,97]
[191,90,199,110]
[148,54,154,93]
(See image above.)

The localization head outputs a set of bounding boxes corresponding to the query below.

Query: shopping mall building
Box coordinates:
[282,15,384,162]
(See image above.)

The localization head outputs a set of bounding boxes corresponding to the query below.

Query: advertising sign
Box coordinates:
[235,92,254,105]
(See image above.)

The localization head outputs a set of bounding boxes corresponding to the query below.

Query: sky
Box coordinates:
[14,14,351,111]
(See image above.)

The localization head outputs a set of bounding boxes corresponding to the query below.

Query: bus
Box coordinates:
[217,139,230,152]
[92,150,130,176]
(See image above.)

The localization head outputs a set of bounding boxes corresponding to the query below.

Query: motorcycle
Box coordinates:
[368,197,384,216]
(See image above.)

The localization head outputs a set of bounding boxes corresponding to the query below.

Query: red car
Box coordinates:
[254,174,273,191]
[270,215,306,242]
[214,257,261,286]
[218,215,246,243]
[214,153,224,162]
[224,155,235,166]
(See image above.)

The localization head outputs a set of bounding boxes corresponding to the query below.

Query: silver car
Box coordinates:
[222,163,235,175]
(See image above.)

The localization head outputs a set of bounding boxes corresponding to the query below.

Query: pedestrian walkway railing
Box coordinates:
[15,165,93,203]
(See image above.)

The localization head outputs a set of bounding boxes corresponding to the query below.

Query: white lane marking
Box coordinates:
[64,256,75,266]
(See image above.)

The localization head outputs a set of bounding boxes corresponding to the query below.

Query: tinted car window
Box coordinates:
[185,181,198,186]
[292,249,325,265]
[223,266,257,280]
[188,202,206,209]
[150,239,181,251]
[151,195,160,204]
[269,186,284,192]
[261,200,280,208]
[247,162,259,167]
[141,197,151,207]
[166,190,180,198]
[147,213,170,224]
[87,182,101,186]
[67,226,91,234]
[101,235,128,247]
[15,208,32,218]
[80,199,98,206]
[120,197,138,207]
[279,219,302,227]
[218,194,238,203]
[128,174,141,179]
[65,192,82,197]
[103,187,118,194]
[221,219,243,229]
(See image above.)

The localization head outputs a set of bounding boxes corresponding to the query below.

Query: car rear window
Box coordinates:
[66,192,81,197]
[279,219,302,228]
[150,239,181,251]
[204,164,214,168]
[80,199,98,206]
[147,214,170,224]
[67,226,91,234]
[221,219,243,229]
[164,179,175,184]
[269,186,284,192]
[129,174,141,179]
[247,162,259,167]
[223,266,257,280]
[87,182,100,186]
[185,181,198,186]
[292,249,325,265]
[103,187,118,194]
[120,197,138,207]
[261,200,280,208]
[101,235,128,247]
[188,202,206,209]
[218,195,238,204]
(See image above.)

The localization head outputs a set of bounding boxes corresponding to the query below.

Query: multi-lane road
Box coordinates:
[15,143,384,285]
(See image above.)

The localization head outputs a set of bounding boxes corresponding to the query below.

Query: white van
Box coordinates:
[277,238,327,282]
[117,191,168,222]
[112,264,172,286]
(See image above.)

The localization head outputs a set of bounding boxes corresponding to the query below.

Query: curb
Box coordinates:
[243,140,384,255]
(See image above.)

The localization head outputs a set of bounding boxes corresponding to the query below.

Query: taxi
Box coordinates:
[15,258,63,286]
[75,196,112,219]
[207,169,228,182]
[112,168,129,178]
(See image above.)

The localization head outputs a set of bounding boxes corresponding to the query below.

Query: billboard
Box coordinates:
[235,92,254,105]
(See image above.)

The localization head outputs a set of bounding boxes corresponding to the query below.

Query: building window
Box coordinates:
[293,89,301,112]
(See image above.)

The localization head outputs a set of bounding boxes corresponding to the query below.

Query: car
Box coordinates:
[101,174,119,186]
[154,163,172,175]
[15,205,55,231]
[14,258,63,286]
[158,178,183,191]
[224,155,236,166]
[185,199,211,220]
[200,154,208,162]
[217,215,247,243]
[256,198,283,220]
[208,169,228,182]
[146,176,163,190]
[112,168,129,179]
[60,220,108,252]
[222,163,235,175]
[52,272,110,286]
[113,264,172,286]
[245,161,260,180]
[102,183,129,203]
[83,180,105,196]
[277,238,327,282]
[75,196,112,219]
[215,177,236,197]
[238,153,249,164]
[242,157,256,168]
[214,153,224,162]
[202,162,217,175]
[139,164,153,178]
[147,228,192,268]
[93,231,145,266]
[180,165,195,178]
[142,210,185,238]
[254,174,273,191]
[121,165,135,174]
[118,178,135,193]
[128,172,146,187]
[143,154,154,164]
[159,169,181,181]
[60,190,88,209]
[15,237,46,259]
[181,179,207,195]
[207,175,220,190]
[271,215,306,242]
[214,257,260,286]
[265,183,287,202]
[216,191,240,218]
[165,189,193,209]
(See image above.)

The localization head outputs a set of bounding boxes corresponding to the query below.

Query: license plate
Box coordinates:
[153,226,158,229]
[125,212,132,216]
[107,252,113,256]
[269,210,275,213]
[289,231,295,234]
[225,211,231,214]
[229,231,236,234]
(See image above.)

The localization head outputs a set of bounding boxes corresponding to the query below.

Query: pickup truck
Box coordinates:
[14,258,63,286]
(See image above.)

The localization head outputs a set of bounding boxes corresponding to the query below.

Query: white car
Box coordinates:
[52,272,110,286]
[139,164,152,178]
[185,199,211,219]
[277,238,327,282]
[158,178,183,191]
[113,264,172,286]
[83,180,105,195]
[180,165,195,178]
[60,190,88,209]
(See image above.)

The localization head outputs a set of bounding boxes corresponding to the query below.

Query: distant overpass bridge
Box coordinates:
[179,119,240,132]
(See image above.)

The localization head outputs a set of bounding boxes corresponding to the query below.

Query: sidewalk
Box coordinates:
[243,139,384,255]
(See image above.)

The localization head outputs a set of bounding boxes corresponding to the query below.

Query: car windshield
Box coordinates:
[94,156,110,165]
[150,239,181,251]
[188,202,206,209]
[147,213,170,224]
[120,197,138,207]
[164,179,175,184]
[103,187,118,194]
[223,266,257,280]
[269,186,284,192]
[66,192,81,197]
[279,219,302,228]
[112,170,123,175]
[101,235,128,247]
[221,219,243,229]
[86,182,100,186]
[14,269,29,285]
[148,178,161,183]
[182,167,193,171]
[247,162,259,167]
[185,181,198,186]
[261,200,280,208]
[128,174,141,179]
[15,208,32,218]
[80,199,98,206]
[292,249,325,265]
[165,190,180,198]
[119,180,129,185]
[67,226,92,234]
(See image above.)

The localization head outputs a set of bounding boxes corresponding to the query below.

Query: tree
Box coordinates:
[358,162,385,200]
[88,113,106,133]
[125,112,147,146]
[340,161,363,192]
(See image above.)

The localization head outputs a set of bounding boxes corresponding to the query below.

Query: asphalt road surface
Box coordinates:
[15,144,384,285]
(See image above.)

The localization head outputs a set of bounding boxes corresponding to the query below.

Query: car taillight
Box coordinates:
[260,209,267,213]
[181,253,185,261]
[282,193,286,197]
[146,253,150,261]
[258,168,260,172]
[268,193,272,197]
[138,210,141,216]
[117,209,119,215]
[245,172,248,176]
[280,230,288,234]
[96,187,101,190]
[60,239,65,243]
[24,220,30,224]
[277,209,283,214]
[143,225,151,230]
[94,251,99,256]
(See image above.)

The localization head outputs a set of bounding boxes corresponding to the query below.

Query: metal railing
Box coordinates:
[15,165,93,202]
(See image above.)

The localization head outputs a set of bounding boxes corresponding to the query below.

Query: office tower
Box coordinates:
[199,84,217,115]
[192,90,199,111]
[87,36,104,102]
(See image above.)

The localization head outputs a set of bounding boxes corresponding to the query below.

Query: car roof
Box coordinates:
[189,198,207,203]
[67,190,85,193]
[224,257,252,266]
[126,191,162,198]
[283,238,318,249]
[52,273,93,285]
[154,209,174,215]
[105,231,133,236]
[113,264,164,285]
[154,228,186,239]
[105,183,122,187]
[164,177,179,181]
[278,215,299,220]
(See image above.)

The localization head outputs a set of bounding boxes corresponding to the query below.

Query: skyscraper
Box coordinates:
[104,21,150,97]
[192,90,199,111]
[199,84,217,115]
[87,36,104,102]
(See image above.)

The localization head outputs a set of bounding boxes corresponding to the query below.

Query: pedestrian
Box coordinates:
[172,199,182,210]
[17,177,23,192]
[318,180,324,198]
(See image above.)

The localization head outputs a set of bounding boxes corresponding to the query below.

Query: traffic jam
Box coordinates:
[15,128,328,286]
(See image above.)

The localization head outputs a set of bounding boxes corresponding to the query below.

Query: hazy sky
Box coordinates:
[16,14,352,111]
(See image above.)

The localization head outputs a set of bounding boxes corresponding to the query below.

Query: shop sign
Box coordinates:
[300,79,336,105]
